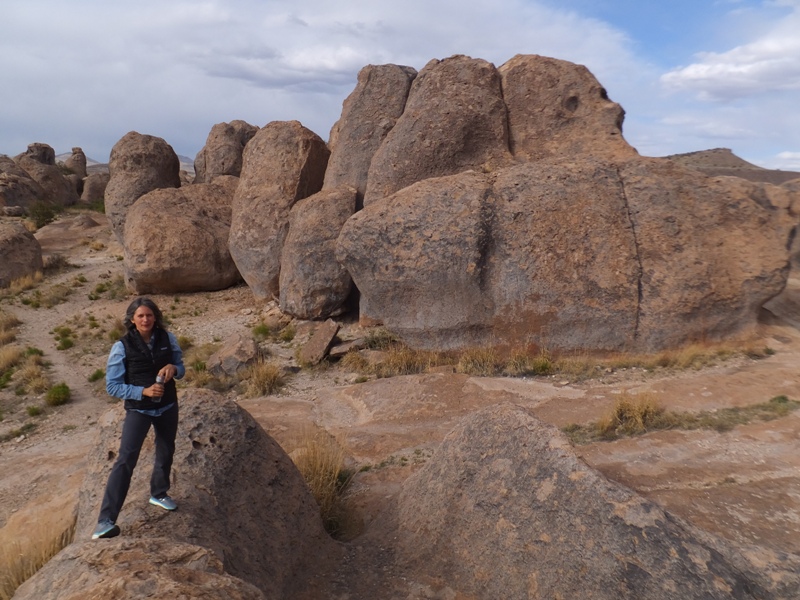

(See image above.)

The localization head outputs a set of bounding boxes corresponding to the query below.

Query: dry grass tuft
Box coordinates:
[243,358,284,396]
[503,348,553,376]
[339,351,369,372]
[372,345,442,378]
[291,428,352,535]
[0,311,21,346]
[0,516,76,600]
[564,394,800,444]
[456,347,504,376]
[5,272,42,296]
[0,345,26,374]
[595,393,666,439]
[363,327,398,350]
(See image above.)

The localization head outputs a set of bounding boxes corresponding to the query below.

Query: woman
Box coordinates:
[92,297,185,540]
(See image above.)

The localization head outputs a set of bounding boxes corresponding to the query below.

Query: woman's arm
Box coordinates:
[105,341,145,400]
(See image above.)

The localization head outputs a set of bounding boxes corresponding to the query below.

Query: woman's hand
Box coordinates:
[143,383,165,398]
[157,364,178,383]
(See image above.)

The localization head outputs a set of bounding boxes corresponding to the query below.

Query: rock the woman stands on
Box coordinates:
[92,297,185,540]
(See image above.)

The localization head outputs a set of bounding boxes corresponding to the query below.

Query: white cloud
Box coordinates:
[660,6,800,100]
[0,0,796,171]
[768,151,800,170]
[0,0,647,161]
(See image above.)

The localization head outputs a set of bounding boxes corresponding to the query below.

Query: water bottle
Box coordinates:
[153,375,164,402]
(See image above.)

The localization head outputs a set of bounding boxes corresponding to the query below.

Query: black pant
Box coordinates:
[98,403,178,523]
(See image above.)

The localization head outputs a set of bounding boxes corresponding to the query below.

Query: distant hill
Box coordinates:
[664,148,800,185]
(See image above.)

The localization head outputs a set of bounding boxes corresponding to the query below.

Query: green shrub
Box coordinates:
[252,323,271,340]
[278,324,296,343]
[28,202,57,229]
[45,383,71,406]
[88,369,105,382]
[56,338,74,351]
[26,405,43,417]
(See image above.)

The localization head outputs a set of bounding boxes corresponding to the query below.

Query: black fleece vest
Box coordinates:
[120,327,177,411]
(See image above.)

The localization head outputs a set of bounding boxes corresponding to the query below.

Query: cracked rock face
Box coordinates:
[337,157,794,352]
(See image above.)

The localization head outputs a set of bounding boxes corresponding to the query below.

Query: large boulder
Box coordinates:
[64,146,88,179]
[229,120,329,299]
[0,221,43,287]
[499,54,638,161]
[279,185,357,319]
[74,389,339,598]
[395,404,798,599]
[13,538,267,600]
[324,64,417,208]
[123,176,240,293]
[337,157,794,352]
[362,55,512,206]
[105,131,181,243]
[194,120,259,183]
[0,155,46,210]
[80,172,110,204]
[13,143,79,208]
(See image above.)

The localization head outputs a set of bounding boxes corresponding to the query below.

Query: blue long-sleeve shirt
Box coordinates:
[105,331,185,416]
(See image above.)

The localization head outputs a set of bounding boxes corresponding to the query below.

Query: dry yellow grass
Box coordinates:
[0,311,21,347]
[340,351,369,372]
[456,347,503,376]
[0,516,76,600]
[596,393,665,439]
[244,358,284,396]
[0,345,25,374]
[291,428,350,534]
[371,345,442,378]
[5,272,42,295]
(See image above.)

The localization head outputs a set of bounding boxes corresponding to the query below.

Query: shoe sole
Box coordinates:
[92,524,120,540]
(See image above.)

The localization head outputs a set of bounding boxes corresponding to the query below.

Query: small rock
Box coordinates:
[298,320,340,366]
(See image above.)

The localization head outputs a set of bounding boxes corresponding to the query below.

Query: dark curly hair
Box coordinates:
[124,297,165,331]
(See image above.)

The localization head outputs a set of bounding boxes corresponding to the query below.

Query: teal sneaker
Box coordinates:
[91,520,120,540]
[149,495,177,511]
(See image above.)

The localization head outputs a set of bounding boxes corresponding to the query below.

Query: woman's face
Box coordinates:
[131,305,155,336]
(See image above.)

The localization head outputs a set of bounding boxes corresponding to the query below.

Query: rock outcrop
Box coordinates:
[64,147,88,179]
[0,221,43,287]
[229,121,329,299]
[13,538,268,600]
[194,120,259,183]
[324,64,417,208]
[105,131,181,243]
[0,155,46,210]
[80,172,110,204]
[363,55,512,206]
[279,185,357,319]
[338,157,794,352]
[13,143,79,208]
[123,176,240,293]
[395,404,798,599]
[72,389,339,598]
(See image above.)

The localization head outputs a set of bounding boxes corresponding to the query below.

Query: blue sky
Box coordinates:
[1,0,798,170]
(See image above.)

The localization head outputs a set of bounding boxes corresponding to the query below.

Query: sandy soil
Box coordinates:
[2,212,799,587]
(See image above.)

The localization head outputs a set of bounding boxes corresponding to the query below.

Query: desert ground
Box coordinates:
[1,210,799,592]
